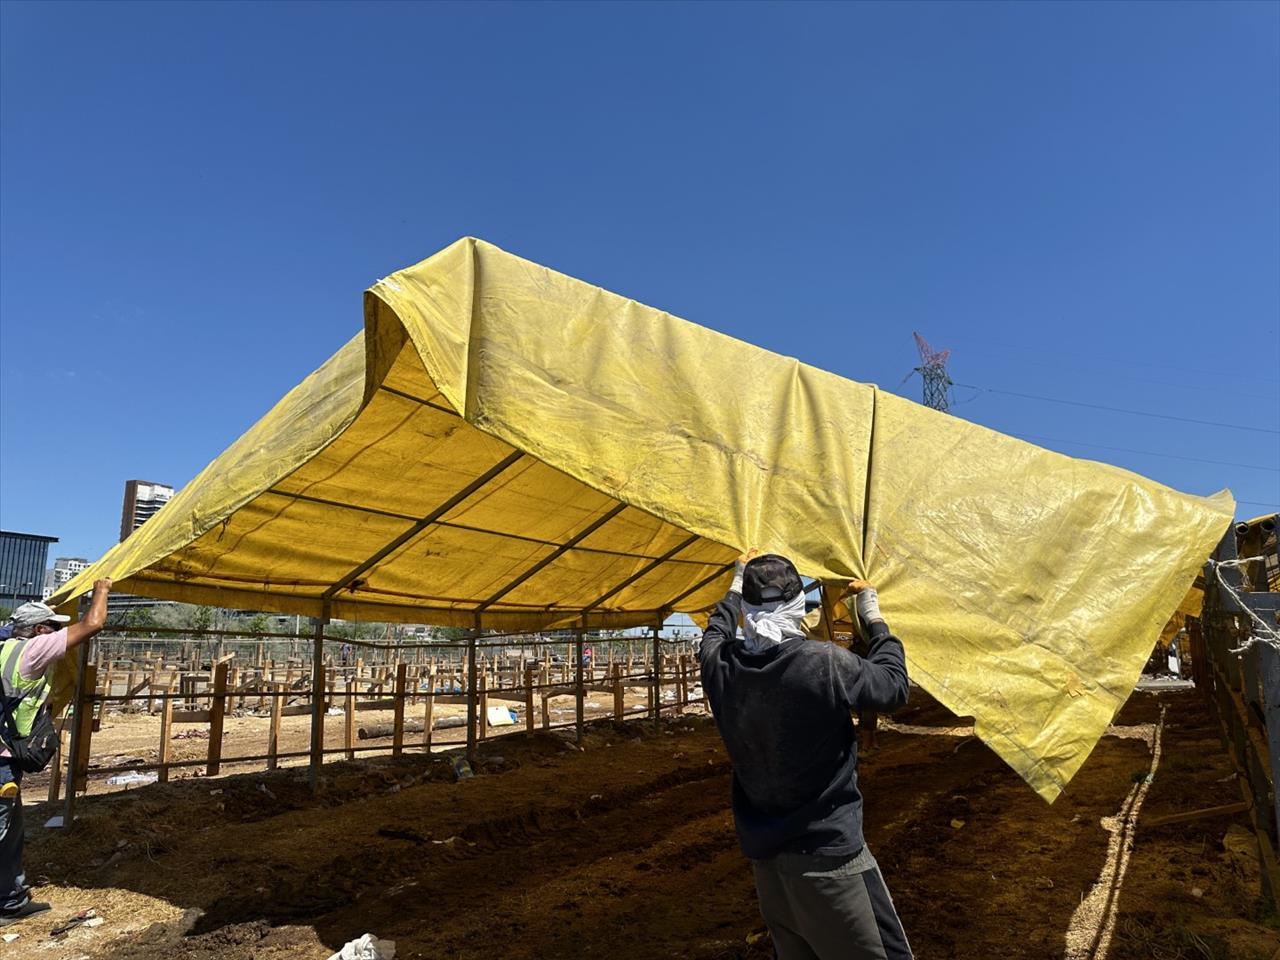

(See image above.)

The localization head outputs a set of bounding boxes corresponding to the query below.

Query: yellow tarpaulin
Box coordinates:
[53,237,1233,801]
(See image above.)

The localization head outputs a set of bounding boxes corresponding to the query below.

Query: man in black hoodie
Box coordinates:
[698,551,911,960]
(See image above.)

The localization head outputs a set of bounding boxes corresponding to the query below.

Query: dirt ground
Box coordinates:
[5,687,1277,960]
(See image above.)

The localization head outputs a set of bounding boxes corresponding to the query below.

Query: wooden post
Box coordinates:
[613,663,625,720]
[72,662,97,794]
[478,672,489,741]
[392,662,408,757]
[574,628,585,744]
[651,625,662,726]
[422,667,436,753]
[466,630,479,763]
[345,677,356,760]
[46,728,67,803]
[524,666,535,733]
[96,663,112,726]
[147,660,158,714]
[158,674,176,783]
[207,660,228,776]
[267,682,283,770]
[540,664,551,729]
[308,610,330,791]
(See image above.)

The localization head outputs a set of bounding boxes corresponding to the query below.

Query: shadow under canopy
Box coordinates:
[51,237,1233,802]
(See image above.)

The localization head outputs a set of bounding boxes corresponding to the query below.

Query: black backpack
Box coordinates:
[0,641,61,774]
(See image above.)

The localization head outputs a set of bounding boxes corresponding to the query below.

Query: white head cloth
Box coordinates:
[740,590,808,654]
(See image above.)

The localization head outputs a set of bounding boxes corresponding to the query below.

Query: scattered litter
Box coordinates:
[1,932,18,943]
[452,758,474,780]
[1190,886,1204,898]
[486,705,517,727]
[83,917,104,928]
[746,931,767,945]
[210,789,223,796]
[104,771,158,788]
[1222,825,1254,859]
[174,728,209,740]
[327,932,396,960]
[44,815,64,829]
[431,836,460,845]
[258,784,276,800]
[590,794,603,801]
[51,909,97,938]
[1035,876,1054,889]
[327,707,344,716]
[950,819,965,830]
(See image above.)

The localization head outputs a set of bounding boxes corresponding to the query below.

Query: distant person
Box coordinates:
[0,579,112,926]
[698,552,911,959]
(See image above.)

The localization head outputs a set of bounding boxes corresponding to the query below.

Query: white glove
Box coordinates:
[853,585,884,625]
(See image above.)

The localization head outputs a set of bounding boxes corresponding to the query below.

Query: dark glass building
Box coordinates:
[0,530,59,608]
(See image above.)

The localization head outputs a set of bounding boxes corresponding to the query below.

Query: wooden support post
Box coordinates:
[345,677,356,761]
[479,672,490,741]
[158,674,176,783]
[423,668,436,753]
[524,666,536,733]
[147,660,158,714]
[46,727,67,803]
[72,662,97,794]
[540,665,551,730]
[613,663,625,720]
[392,662,408,757]
[574,628,585,744]
[207,660,228,776]
[308,610,330,791]
[267,682,283,770]
[651,625,662,726]
[466,629,479,763]
[96,663,112,725]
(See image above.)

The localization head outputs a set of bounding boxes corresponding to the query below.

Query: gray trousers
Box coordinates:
[752,846,912,960]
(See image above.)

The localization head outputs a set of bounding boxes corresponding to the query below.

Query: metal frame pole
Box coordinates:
[652,624,662,728]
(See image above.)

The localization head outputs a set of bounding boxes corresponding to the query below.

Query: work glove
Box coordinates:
[730,549,759,596]
[847,579,884,626]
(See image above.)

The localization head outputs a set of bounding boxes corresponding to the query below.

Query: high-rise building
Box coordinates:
[43,556,91,598]
[120,480,175,542]
[0,531,59,608]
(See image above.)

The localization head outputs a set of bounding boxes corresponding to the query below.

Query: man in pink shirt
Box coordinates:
[0,578,111,925]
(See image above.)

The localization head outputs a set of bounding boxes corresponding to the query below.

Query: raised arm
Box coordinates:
[66,579,112,651]
[697,550,757,666]
[833,579,909,713]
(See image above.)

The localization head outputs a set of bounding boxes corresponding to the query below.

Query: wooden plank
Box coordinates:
[423,668,436,753]
[267,682,284,770]
[1142,800,1251,829]
[345,677,356,761]
[524,667,536,733]
[207,661,229,776]
[73,664,97,793]
[172,709,213,724]
[392,663,408,757]
[158,674,176,783]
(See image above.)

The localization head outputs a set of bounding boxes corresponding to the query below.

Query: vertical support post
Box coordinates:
[308,606,330,791]
[1261,643,1280,853]
[613,663,624,720]
[651,624,662,727]
[267,682,283,770]
[392,662,408,757]
[479,672,490,741]
[71,662,97,796]
[423,667,436,753]
[46,728,67,803]
[345,677,356,761]
[466,627,479,763]
[574,627,585,745]
[524,666,536,733]
[158,674,176,783]
[207,660,228,776]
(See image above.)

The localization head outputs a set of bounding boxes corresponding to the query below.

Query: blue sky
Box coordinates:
[1,0,1277,565]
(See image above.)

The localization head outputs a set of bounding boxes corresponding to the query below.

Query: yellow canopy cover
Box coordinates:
[54,238,1233,801]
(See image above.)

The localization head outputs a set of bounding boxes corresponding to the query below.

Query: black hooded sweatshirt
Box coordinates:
[697,590,909,860]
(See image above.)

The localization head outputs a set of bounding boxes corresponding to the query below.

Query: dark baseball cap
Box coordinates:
[742,554,804,605]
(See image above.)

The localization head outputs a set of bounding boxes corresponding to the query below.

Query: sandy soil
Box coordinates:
[4,688,1276,960]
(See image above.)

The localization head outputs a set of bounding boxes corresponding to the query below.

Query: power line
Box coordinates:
[1013,434,1279,473]
[1238,500,1280,511]
[956,383,1280,436]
